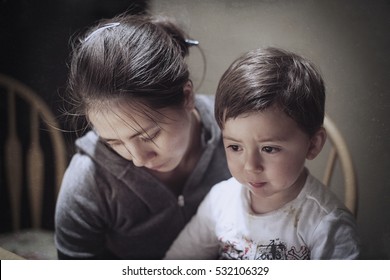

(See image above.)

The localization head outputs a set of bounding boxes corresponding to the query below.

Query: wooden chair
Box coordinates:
[310,115,358,217]
[0,246,24,260]
[0,73,67,259]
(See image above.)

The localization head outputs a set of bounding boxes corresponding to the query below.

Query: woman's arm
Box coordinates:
[55,154,112,259]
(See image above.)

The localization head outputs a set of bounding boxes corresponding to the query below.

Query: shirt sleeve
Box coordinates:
[309,208,360,259]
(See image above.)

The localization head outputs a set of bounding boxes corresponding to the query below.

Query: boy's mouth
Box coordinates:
[249,182,267,188]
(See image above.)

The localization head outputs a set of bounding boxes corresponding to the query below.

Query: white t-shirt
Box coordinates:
[165,173,360,260]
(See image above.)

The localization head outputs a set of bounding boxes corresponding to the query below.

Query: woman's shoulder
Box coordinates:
[194,94,222,145]
[195,94,215,113]
[59,152,100,197]
[195,93,215,102]
[75,130,100,155]
[60,132,121,197]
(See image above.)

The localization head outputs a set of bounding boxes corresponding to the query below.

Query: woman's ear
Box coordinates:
[306,127,327,160]
[183,80,195,110]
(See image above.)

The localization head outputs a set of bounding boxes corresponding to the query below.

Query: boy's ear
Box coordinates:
[306,127,327,160]
[183,80,195,110]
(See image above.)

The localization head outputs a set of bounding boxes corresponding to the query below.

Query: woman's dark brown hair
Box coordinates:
[66,13,192,132]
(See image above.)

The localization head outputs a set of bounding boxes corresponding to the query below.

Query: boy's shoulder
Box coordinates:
[198,177,245,219]
[205,177,242,202]
[300,173,349,215]
[210,176,240,191]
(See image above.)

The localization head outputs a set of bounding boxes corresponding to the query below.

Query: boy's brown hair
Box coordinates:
[215,47,325,136]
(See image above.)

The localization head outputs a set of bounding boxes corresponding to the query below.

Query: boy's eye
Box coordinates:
[262,146,280,154]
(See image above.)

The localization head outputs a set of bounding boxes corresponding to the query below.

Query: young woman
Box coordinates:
[54,13,231,259]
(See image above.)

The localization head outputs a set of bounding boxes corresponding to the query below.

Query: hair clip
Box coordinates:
[84,22,120,42]
[185,39,199,46]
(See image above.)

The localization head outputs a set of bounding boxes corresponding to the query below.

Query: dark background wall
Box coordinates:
[0,0,150,232]
[0,0,149,124]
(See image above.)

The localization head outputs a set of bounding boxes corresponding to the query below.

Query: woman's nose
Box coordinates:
[131,148,157,167]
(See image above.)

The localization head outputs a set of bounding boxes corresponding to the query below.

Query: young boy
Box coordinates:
[165,47,360,260]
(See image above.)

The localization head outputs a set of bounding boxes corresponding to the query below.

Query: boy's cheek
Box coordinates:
[226,160,242,175]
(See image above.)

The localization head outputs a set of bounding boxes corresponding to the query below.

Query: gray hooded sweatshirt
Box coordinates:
[55,95,231,259]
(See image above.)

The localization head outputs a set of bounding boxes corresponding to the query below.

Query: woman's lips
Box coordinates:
[146,162,165,171]
[147,159,172,171]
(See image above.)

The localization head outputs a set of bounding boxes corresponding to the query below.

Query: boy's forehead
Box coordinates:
[223,104,284,123]
[222,107,300,140]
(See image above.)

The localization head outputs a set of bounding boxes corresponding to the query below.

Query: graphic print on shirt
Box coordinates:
[219,236,310,260]
[254,239,288,260]
[219,237,252,260]
[287,246,310,260]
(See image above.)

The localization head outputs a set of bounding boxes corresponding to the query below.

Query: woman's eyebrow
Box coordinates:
[100,125,158,142]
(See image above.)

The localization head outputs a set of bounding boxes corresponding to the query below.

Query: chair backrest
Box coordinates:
[321,115,358,216]
[0,73,67,231]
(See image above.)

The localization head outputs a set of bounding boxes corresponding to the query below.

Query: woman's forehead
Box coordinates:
[87,100,181,137]
[88,99,156,120]
[88,106,155,139]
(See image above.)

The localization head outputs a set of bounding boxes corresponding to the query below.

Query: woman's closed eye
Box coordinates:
[140,130,161,143]
[105,140,123,148]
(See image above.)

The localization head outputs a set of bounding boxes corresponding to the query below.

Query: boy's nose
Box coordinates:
[244,152,264,173]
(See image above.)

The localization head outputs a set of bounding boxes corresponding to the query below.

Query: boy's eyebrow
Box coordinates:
[223,135,240,141]
[223,135,288,143]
